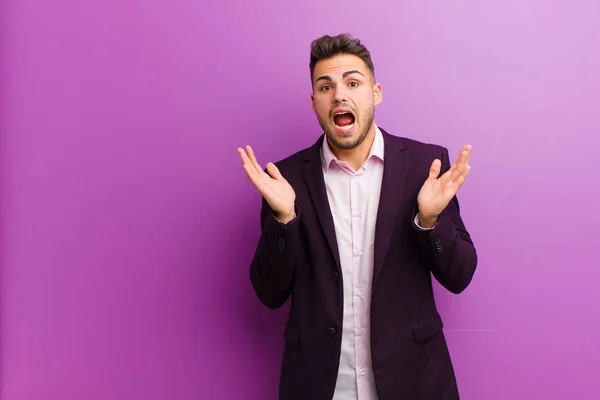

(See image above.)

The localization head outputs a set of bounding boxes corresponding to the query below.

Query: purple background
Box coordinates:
[1,0,599,399]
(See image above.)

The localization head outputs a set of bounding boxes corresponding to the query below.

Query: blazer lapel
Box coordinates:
[373,129,407,286]
[301,136,342,272]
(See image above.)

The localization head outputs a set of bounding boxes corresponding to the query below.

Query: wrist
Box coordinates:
[275,210,295,224]
[418,213,438,228]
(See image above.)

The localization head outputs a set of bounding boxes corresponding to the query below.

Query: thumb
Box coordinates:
[429,159,442,180]
[266,162,285,181]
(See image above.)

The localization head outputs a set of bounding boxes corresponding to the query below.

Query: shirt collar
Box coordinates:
[321,123,384,172]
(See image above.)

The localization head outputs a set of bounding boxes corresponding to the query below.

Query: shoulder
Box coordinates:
[380,127,449,158]
[270,136,323,172]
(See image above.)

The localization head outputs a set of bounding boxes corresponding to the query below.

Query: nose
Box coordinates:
[333,85,349,104]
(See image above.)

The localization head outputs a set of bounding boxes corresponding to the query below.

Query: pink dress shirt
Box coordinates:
[321,125,383,399]
[321,125,432,399]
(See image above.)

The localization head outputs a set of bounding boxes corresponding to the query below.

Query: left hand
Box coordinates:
[417,145,472,227]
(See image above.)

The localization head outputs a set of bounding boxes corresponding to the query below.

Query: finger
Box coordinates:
[440,163,455,183]
[238,148,259,177]
[266,162,285,181]
[455,164,471,187]
[457,145,472,169]
[428,159,442,181]
[462,144,472,161]
[239,148,267,188]
[237,147,246,161]
[238,147,251,162]
[242,160,271,196]
[241,157,259,182]
[245,145,262,174]
[451,146,471,182]
[237,147,252,168]
[245,145,264,175]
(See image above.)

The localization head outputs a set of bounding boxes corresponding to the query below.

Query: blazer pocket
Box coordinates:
[284,323,300,345]
[412,311,444,342]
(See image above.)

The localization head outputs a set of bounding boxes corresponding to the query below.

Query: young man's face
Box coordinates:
[311,53,382,151]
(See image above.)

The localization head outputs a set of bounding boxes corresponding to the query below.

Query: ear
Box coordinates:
[373,83,383,106]
[311,92,316,112]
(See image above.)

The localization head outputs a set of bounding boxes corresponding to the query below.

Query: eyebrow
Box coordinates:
[343,70,364,78]
[314,70,365,84]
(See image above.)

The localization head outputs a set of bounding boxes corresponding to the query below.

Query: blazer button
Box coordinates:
[327,327,336,336]
[277,236,285,253]
[330,271,339,281]
[434,238,443,252]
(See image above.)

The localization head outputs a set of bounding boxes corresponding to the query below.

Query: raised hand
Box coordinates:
[238,145,296,224]
[417,145,472,227]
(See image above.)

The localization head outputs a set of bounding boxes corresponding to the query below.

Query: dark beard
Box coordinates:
[317,106,375,151]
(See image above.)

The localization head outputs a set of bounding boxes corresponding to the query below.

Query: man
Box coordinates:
[237,33,477,400]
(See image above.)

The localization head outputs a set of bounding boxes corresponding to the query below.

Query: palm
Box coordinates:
[417,145,472,220]
[238,145,296,220]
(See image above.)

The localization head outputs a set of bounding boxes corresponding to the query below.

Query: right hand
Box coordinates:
[238,145,296,223]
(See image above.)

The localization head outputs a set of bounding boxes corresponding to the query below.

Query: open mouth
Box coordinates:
[333,110,356,131]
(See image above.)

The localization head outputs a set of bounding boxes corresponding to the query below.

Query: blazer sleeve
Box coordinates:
[412,146,478,294]
[249,197,300,309]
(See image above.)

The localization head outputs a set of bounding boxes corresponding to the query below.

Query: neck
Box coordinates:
[329,124,377,171]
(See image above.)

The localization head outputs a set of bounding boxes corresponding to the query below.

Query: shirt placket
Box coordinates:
[350,173,368,393]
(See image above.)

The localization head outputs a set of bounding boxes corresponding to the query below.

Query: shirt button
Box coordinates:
[359,368,365,375]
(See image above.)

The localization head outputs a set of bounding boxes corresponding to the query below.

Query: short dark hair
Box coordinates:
[309,33,375,85]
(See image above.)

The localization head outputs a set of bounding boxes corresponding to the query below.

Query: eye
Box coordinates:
[349,81,359,88]
[320,85,332,92]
